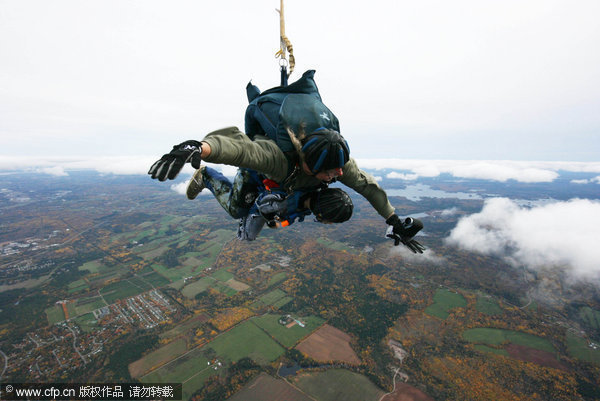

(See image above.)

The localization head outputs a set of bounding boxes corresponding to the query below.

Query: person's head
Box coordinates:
[300,128,350,181]
[309,188,353,223]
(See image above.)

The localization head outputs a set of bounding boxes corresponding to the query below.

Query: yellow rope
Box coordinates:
[275,0,294,78]
[280,34,295,77]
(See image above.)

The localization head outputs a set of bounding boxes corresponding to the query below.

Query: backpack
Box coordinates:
[244,70,341,153]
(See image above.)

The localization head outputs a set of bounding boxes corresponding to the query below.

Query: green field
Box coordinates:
[78,260,107,274]
[45,305,66,324]
[292,369,384,401]
[73,313,97,333]
[132,338,188,378]
[211,269,234,282]
[75,297,106,315]
[206,320,285,365]
[267,272,287,287]
[141,347,217,400]
[579,306,600,330]
[473,344,509,356]
[67,279,89,294]
[316,237,356,253]
[211,281,238,296]
[251,314,324,347]
[463,328,556,353]
[272,296,293,309]
[476,295,503,316]
[160,315,207,341]
[181,278,215,299]
[139,271,171,287]
[259,289,288,305]
[566,332,600,365]
[425,288,467,319]
[100,280,150,304]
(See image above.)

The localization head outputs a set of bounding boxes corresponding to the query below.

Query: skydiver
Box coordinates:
[148,71,425,253]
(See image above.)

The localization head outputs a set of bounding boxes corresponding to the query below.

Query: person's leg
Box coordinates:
[202,167,260,219]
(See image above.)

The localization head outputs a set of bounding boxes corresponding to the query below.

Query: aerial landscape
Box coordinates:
[2,1,600,399]
[1,169,599,400]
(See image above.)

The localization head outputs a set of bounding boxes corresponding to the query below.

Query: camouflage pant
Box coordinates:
[202,167,260,219]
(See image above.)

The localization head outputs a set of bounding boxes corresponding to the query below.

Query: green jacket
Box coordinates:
[202,126,395,219]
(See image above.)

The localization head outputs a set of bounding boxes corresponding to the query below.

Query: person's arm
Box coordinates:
[201,127,289,182]
[339,158,425,253]
[338,158,395,219]
[148,126,289,183]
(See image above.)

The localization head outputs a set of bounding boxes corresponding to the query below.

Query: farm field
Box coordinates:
[579,306,600,329]
[74,296,106,315]
[256,289,288,307]
[45,305,66,324]
[138,271,170,287]
[140,348,208,382]
[159,314,209,341]
[206,320,285,365]
[462,327,571,369]
[129,338,188,378]
[425,288,467,320]
[473,344,509,356]
[462,328,556,353]
[380,382,435,401]
[475,294,503,316]
[292,369,384,401]
[100,279,151,304]
[73,313,97,333]
[78,260,107,274]
[67,279,89,293]
[251,314,324,348]
[267,272,287,287]
[227,373,313,401]
[566,332,600,364]
[140,347,217,400]
[295,324,360,364]
[181,277,215,299]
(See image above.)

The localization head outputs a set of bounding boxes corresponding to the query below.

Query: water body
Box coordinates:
[386,183,558,208]
[386,183,484,202]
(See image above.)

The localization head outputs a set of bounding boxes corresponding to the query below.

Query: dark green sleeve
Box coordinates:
[340,158,395,219]
[201,127,289,183]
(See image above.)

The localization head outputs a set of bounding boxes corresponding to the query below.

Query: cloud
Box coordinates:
[170,181,189,196]
[358,159,600,183]
[389,242,445,265]
[446,198,600,279]
[441,207,459,216]
[386,172,419,180]
[38,166,68,177]
[571,176,600,184]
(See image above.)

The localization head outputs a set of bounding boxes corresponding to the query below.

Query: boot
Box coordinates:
[186,167,206,200]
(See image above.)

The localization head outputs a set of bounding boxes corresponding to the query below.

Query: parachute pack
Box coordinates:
[244,70,340,153]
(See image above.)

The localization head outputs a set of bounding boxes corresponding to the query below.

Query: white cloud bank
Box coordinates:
[571,176,600,184]
[2,156,600,184]
[360,159,600,183]
[446,198,600,279]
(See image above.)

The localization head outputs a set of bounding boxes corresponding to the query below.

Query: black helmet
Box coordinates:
[309,188,353,223]
[301,128,350,173]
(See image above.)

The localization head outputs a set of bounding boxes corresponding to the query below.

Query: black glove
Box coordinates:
[386,214,426,254]
[257,193,288,222]
[148,140,202,181]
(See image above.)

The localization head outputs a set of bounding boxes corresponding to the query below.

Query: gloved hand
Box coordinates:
[386,214,426,254]
[148,140,202,181]
[257,193,288,222]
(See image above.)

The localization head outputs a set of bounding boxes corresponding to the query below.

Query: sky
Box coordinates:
[1,0,600,164]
